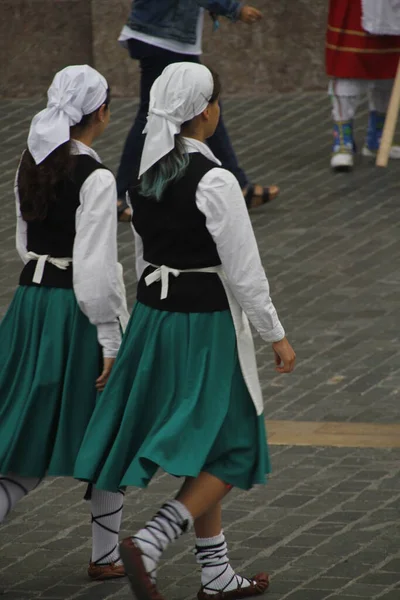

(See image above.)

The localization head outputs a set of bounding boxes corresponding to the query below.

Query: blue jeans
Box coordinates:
[116,40,248,199]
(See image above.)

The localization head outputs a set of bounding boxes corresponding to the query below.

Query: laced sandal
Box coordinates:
[88,561,125,580]
[197,573,270,600]
[119,537,166,600]
[88,502,125,580]
[244,184,279,210]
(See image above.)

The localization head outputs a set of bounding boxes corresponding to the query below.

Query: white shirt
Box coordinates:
[362,0,400,35]
[118,9,204,56]
[133,137,285,344]
[15,140,126,358]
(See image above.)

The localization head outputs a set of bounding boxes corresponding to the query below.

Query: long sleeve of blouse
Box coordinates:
[195,167,285,343]
[73,168,124,357]
[15,167,29,264]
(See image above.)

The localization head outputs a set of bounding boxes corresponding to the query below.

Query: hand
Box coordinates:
[272,338,296,374]
[96,357,115,391]
[239,6,262,24]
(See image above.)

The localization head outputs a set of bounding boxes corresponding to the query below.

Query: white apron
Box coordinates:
[145,264,264,416]
[27,252,130,332]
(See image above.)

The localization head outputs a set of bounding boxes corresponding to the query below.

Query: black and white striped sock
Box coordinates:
[196,532,252,593]
[0,474,41,523]
[133,499,193,583]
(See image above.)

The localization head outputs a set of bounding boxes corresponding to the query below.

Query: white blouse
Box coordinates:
[15,140,126,358]
[133,137,285,344]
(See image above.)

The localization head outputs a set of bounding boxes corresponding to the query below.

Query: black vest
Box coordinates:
[19,155,106,288]
[130,153,229,312]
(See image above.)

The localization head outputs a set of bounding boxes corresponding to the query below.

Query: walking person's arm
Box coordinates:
[196,1,262,24]
[73,169,126,388]
[196,168,296,373]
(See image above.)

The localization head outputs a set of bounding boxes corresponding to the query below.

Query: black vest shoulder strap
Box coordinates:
[185,151,219,173]
[174,152,218,189]
[71,154,108,189]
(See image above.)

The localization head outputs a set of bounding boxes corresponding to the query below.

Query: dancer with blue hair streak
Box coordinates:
[74,62,296,600]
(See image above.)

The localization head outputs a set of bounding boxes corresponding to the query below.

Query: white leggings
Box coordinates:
[329,78,393,121]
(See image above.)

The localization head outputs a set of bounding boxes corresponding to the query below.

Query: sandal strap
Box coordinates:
[261,187,271,204]
[243,184,255,207]
[244,184,274,208]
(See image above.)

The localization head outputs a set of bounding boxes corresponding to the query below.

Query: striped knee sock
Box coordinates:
[196,532,252,593]
[90,488,124,566]
[133,499,193,582]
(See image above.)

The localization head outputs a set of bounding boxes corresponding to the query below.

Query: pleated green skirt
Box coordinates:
[74,301,270,492]
[0,285,101,478]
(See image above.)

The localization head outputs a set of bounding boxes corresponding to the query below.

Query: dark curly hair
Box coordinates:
[18,89,110,222]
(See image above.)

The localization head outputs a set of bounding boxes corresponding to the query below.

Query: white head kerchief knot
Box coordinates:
[28,65,108,165]
[139,62,214,177]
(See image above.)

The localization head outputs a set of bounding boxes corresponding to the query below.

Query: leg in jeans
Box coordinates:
[164,54,249,188]
[207,105,248,188]
[116,44,199,199]
[116,43,276,207]
[116,54,163,199]
[189,61,278,202]
[116,45,250,197]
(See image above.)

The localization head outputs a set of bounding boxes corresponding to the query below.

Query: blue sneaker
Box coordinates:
[362,110,385,156]
[362,111,400,159]
[331,120,354,170]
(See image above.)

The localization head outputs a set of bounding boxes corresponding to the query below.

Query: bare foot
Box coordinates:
[117,200,132,222]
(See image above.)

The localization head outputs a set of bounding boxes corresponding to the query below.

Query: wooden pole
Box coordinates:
[376,58,400,167]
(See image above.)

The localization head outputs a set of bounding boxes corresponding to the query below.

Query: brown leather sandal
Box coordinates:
[88,561,125,580]
[197,573,270,600]
[119,537,166,600]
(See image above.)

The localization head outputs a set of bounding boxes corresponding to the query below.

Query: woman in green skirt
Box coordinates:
[0,65,130,580]
[74,62,296,600]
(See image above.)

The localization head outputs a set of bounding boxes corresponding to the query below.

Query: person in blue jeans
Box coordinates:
[117,0,279,221]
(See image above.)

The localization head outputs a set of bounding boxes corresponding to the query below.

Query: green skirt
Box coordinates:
[0,286,101,478]
[74,302,270,492]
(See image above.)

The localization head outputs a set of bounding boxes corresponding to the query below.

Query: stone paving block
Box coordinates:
[359,572,400,586]
[378,591,400,600]
[284,590,336,600]
[303,576,353,590]
[325,596,367,600]
[342,582,392,597]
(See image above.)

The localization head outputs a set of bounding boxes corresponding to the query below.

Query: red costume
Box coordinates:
[326,0,400,79]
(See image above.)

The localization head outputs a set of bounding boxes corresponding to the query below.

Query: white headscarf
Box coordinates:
[139,62,214,178]
[27,65,108,165]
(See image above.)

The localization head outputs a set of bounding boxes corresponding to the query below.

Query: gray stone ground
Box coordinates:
[0,95,400,600]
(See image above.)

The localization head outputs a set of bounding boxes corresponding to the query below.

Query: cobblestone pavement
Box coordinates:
[0,95,400,600]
